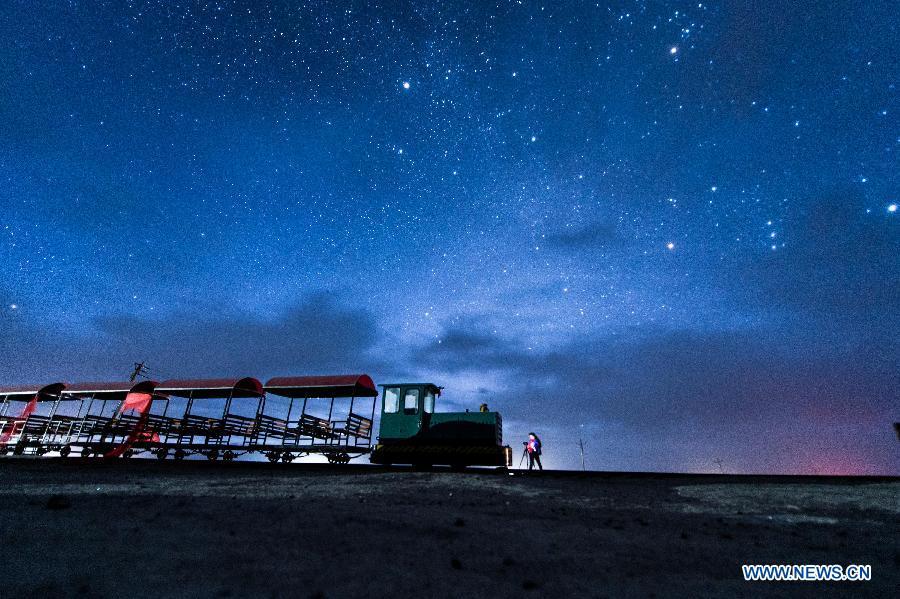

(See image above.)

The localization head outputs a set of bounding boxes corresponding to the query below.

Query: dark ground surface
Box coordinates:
[0,459,896,598]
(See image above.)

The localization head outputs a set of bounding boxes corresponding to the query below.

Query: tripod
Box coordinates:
[518,443,529,468]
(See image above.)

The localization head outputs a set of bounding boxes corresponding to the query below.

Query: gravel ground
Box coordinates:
[0,459,896,598]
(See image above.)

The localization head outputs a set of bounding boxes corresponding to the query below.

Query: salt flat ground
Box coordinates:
[0,460,896,598]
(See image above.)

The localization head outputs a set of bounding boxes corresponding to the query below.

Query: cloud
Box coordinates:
[411,322,529,373]
[3,259,897,475]
[411,318,899,474]
[546,222,619,249]
[0,293,379,383]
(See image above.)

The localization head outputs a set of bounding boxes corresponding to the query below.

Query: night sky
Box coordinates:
[1,1,897,474]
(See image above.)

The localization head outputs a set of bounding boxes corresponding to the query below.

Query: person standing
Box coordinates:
[526,432,543,470]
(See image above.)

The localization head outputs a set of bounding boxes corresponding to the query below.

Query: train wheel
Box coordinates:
[59,445,72,458]
[223,450,235,462]
[266,451,280,463]
[174,449,186,460]
[207,450,219,461]
[81,447,92,458]
[156,447,169,460]
[280,453,294,463]
[123,449,135,459]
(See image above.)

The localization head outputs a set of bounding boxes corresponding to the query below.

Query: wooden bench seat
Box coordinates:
[0,417,26,439]
[255,414,288,439]
[222,413,257,437]
[292,413,334,440]
[108,413,170,441]
[143,414,178,438]
[107,413,143,439]
[47,415,78,435]
[78,415,114,438]
[177,414,224,438]
[21,415,52,439]
[332,412,373,441]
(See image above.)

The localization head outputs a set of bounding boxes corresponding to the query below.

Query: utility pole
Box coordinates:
[129,361,149,382]
[579,438,586,471]
[579,424,586,471]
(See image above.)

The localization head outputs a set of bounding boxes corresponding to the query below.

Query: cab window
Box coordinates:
[384,387,400,413]
[424,390,435,414]
[403,388,419,414]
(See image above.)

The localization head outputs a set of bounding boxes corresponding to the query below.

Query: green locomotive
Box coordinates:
[369,383,512,468]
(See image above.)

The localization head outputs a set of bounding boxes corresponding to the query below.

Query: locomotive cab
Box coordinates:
[370,383,512,468]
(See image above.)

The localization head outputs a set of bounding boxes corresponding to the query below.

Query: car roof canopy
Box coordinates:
[156,377,264,399]
[264,374,378,398]
[0,382,67,401]
[62,380,161,400]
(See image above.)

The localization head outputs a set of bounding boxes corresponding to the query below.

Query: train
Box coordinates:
[370,382,511,468]
[0,375,513,469]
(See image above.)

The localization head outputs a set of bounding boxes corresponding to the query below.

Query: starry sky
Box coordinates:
[1,1,897,474]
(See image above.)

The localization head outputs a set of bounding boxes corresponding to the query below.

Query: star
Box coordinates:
[0,0,894,477]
